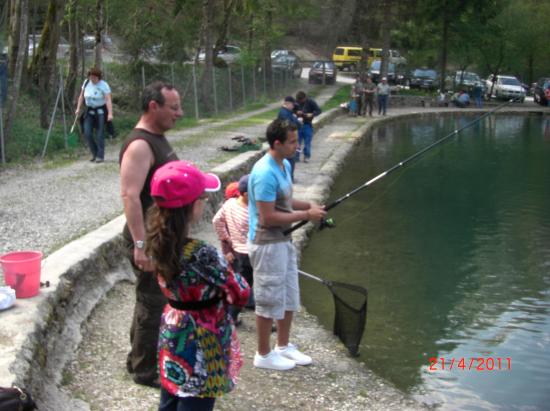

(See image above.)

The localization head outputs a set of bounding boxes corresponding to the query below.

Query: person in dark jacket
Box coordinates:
[277,96,302,181]
[294,91,321,163]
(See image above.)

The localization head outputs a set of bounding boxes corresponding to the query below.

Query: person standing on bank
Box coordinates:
[119,81,183,388]
[294,91,321,163]
[248,119,326,371]
[364,76,376,117]
[277,96,302,181]
[146,161,250,411]
[75,67,113,163]
[377,76,390,116]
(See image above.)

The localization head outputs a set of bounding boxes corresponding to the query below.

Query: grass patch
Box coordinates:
[322,85,352,111]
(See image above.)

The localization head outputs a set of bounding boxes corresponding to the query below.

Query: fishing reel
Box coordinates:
[319,217,336,230]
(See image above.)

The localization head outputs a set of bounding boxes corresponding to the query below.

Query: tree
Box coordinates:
[93,0,103,69]
[65,0,80,106]
[3,0,28,145]
[28,0,65,128]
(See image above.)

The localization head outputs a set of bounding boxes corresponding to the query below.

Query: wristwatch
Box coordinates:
[135,240,145,249]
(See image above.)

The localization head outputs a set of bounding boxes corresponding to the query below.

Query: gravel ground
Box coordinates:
[0,84,337,262]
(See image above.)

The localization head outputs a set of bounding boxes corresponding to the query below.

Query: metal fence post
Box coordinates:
[271,67,275,94]
[228,66,233,111]
[252,66,257,101]
[212,65,218,115]
[192,64,199,120]
[241,65,246,107]
[59,66,68,147]
[322,62,326,85]
[41,83,63,159]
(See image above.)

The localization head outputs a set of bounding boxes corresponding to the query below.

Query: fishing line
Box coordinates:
[332,127,455,228]
[285,99,514,235]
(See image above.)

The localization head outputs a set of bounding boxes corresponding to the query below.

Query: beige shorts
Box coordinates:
[248,241,300,320]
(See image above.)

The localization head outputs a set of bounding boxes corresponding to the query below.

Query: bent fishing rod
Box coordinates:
[285,99,514,235]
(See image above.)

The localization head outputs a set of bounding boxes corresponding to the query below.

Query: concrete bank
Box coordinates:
[3,104,548,410]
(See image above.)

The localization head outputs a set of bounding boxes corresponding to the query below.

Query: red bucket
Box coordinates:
[0,251,43,298]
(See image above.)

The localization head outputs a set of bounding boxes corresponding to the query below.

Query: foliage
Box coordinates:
[322,85,352,111]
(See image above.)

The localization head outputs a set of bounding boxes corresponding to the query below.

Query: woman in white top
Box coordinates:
[75,67,113,163]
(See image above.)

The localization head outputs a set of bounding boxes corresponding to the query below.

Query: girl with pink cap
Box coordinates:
[146,160,250,411]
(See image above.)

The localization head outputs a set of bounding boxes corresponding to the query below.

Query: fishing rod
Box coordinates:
[285,99,514,235]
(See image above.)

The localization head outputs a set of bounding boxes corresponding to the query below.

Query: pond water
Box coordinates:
[299,113,550,410]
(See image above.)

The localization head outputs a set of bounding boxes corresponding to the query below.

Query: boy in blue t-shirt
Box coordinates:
[248,119,326,371]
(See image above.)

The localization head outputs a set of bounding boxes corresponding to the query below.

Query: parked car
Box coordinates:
[272,53,302,78]
[533,77,550,105]
[83,34,114,50]
[271,49,297,59]
[368,60,407,84]
[308,61,336,84]
[28,34,70,58]
[409,68,438,89]
[198,45,241,65]
[485,74,525,102]
[446,71,485,93]
[367,48,407,67]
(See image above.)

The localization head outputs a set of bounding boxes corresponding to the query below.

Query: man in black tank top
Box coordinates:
[120,81,183,387]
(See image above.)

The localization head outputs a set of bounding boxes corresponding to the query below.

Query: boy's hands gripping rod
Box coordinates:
[284,99,514,236]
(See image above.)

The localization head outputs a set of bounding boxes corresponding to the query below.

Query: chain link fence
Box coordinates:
[0,60,305,163]
[104,61,304,119]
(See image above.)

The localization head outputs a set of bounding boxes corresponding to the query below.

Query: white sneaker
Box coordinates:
[254,350,296,371]
[274,343,312,366]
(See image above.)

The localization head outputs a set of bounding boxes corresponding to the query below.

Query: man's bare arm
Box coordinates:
[257,201,325,227]
[120,139,155,271]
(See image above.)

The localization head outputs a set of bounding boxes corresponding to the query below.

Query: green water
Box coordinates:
[300,114,550,410]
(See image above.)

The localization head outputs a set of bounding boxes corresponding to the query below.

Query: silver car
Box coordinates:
[485,75,525,102]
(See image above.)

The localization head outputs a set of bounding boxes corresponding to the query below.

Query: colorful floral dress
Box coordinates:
[157,239,250,398]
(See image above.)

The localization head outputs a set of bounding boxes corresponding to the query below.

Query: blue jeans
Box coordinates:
[377,95,388,115]
[83,108,105,160]
[297,123,313,159]
[159,389,216,411]
[475,95,483,108]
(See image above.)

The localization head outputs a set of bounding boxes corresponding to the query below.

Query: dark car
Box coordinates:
[409,68,438,89]
[272,54,302,78]
[368,60,403,84]
[534,77,550,106]
[308,61,336,84]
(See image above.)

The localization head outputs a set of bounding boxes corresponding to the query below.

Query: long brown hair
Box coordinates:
[145,203,194,283]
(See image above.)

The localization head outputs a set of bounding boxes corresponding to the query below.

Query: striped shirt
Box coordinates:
[212,197,249,255]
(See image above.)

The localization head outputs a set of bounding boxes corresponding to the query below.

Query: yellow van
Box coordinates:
[332,46,363,71]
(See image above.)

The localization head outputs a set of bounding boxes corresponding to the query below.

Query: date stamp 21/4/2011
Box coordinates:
[428,357,512,372]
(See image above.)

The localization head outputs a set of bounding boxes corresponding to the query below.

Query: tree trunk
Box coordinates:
[380,0,391,79]
[214,0,235,52]
[200,0,214,113]
[66,0,79,107]
[262,3,273,86]
[3,0,28,146]
[94,0,104,69]
[29,0,64,128]
[7,0,21,76]
[439,8,449,92]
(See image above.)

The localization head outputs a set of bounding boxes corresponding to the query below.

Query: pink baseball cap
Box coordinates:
[151,161,221,208]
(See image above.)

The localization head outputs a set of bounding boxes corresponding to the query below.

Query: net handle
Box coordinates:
[298,270,331,286]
